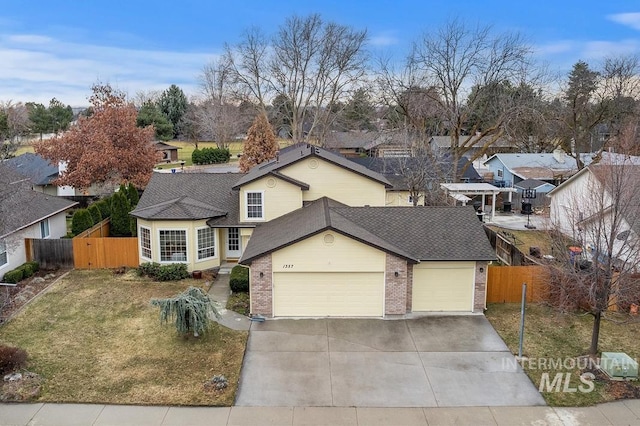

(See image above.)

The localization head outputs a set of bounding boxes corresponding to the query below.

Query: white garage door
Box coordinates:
[273,272,384,317]
[412,262,475,312]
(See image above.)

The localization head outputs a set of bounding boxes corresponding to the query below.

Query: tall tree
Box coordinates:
[340,88,376,131]
[26,102,50,140]
[239,113,278,172]
[158,84,187,138]
[548,128,640,355]
[411,18,533,179]
[225,14,368,145]
[34,84,157,189]
[48,98,74,134]
[136,101,174,141]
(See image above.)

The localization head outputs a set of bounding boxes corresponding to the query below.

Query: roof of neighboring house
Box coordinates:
[514,179,555,191]
[429,135,516,149]
[3,152,59,186]
[233,143,392,189]
[323,131,373,149]
[484,152,595,181]
[240,197,495,264]
[0,163,77,238]
[349,156,482,188]
[131,172,244,224]
[362,131,408,150]
[153,141,180,150]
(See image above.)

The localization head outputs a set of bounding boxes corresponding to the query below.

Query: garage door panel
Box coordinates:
[412,266,474,312]
[273,272,383,317]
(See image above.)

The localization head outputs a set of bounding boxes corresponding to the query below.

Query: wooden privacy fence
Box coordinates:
[75,218,110,238]
[72,238,139,269]
[25,238,74,269]
[487,265,549,303]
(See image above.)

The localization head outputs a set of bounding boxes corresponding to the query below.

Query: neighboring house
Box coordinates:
[3,152,105,198]
[154,141,180,163]
[132,143,495,318]
[547,163,640,267]
[0,164,77,280]
[324,130,412,158]
[349,156,482,206]
[514,179,556,208]
[428,135,519,159]
[323,131,372,157]
[483,149,594,188]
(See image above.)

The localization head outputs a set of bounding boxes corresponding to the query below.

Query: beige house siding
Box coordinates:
[279,158,386,206]
[250,254,273,316]
[137,218,222,272]
[239,177,303,223]
[271,232,385,273]
[385,253,409,314]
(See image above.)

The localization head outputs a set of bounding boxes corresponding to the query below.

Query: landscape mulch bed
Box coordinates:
[1,269,69,323]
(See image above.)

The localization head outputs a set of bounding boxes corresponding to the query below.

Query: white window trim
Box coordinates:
[245,190,265,221]
[139,226,152,261]
[0,240,8,269]
[196,227,217,261]
[40,218,50,239]
[158,228,189,263]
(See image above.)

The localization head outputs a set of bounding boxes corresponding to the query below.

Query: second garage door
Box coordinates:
[273,272,384,317]
[412,262,475,312]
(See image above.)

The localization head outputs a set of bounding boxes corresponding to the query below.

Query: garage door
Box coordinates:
[273,272,384,317]
[412,262,475,311]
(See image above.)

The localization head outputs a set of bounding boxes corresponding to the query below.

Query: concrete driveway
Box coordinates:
[235,316,545,408]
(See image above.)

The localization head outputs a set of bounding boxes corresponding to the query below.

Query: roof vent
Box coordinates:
[275,151,280,163]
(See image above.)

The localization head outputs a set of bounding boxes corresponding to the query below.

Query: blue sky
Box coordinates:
[1,0,639,106]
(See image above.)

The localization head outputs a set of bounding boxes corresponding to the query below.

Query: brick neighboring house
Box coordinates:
[132,143,495,318]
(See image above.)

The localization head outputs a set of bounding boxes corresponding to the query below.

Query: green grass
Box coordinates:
[0,269,247,405]
[486,303,640,406]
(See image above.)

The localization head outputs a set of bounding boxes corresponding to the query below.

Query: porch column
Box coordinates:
[491,191,497,222]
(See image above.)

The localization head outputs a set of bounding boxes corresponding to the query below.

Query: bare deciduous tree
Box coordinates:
[225,14,368,145]
[411,19,533,179]
[548,125,640,355]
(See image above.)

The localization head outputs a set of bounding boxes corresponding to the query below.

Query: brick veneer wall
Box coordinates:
[250,254,273,317]
[474,261,488,312]
[385,253,409,315]
[406,264,414,312]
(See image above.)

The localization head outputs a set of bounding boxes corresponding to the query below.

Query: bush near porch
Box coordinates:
[0,269,247,405]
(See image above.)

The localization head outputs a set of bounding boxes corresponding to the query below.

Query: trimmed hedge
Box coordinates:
[229,265,249,293]
[1,261,39,284]
[94,198,111,219]
[192,147,231,165]
[88,204,103,225]
[137,262,190,281]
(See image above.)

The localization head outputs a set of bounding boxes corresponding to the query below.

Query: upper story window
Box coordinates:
[0,240,7,268]
[159,229,187,262]
[140,227,152,260]
[246,191,264,219]
[497,169,503,178]
[40,219,50,238]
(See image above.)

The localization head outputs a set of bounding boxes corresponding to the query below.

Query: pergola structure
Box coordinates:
[440,183,517,222]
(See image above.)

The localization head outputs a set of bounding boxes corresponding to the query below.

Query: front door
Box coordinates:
[226,227,242,258]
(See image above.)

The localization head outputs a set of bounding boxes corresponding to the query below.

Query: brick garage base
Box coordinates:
[249,254,273,317]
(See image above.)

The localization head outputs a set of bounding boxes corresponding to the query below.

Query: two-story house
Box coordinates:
[131,143,495,318]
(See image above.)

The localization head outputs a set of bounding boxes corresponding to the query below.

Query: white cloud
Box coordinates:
[534,40,574,56]
[370,32,399,47]
[608,13,640,31]
[582,39,640,59]
[0,32,220,106]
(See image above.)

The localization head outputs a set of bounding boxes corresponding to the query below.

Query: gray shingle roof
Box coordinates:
[240,197,495,264]
[0,163,77,238]
[3,152,59,186]
[233,143,392,189]
[131,172,243,223]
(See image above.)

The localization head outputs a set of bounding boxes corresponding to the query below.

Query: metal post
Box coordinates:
[518,282,527,358]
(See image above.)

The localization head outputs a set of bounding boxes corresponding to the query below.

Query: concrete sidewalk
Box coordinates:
[2,400,640,425]
[207,272,250,331]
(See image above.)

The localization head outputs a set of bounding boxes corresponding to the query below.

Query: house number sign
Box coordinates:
[282,264,294,269]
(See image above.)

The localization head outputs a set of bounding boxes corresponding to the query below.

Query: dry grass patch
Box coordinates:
[489,226,555,256]
[0,269,247,405]
[487,303,640,406]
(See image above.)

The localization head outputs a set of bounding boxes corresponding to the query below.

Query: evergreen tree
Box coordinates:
[239,113,279,173]
[136,102,174,141]
[71,209,94,235]
[110,190,132,237]
[87,204,103,225]
[125,182,139,207]
[158,84,187,138]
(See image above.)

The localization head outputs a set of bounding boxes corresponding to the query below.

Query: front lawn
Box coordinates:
[0,269,248,405]
[486,303,640,406]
